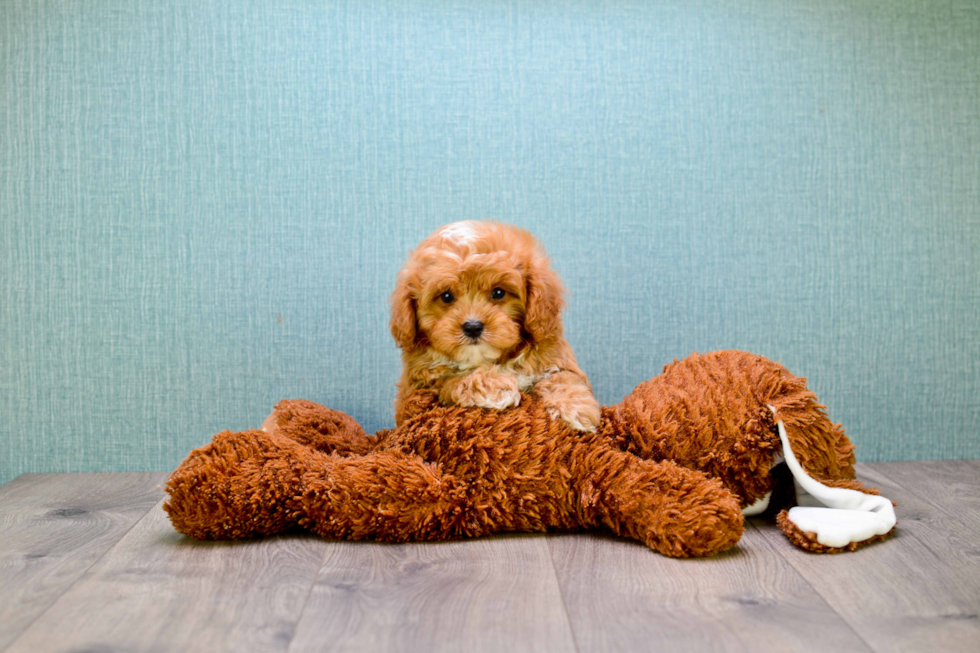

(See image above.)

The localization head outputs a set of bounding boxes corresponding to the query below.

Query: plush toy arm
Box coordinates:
[568,442,743,557]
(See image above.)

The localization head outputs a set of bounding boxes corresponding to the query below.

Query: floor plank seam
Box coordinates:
[744,519,881,653]
[283,540,334,653]
[546,537,584,653]
[0,487,166,653]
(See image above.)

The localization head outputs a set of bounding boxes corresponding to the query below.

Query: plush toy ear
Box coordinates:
[523,253,566,344]
[389,276,418,352]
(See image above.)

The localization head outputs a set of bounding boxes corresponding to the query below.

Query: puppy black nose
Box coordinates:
[462,320,484,339]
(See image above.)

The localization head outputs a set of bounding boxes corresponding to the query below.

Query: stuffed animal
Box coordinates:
[164,350,896,557]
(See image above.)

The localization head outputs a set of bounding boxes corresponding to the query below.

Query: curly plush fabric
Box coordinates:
[164,350,891,557]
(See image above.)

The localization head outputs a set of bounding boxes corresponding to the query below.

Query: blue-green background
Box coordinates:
[2,0,978,485]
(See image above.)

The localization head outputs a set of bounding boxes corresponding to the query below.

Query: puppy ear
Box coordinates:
[523,253,566,343]
[389,274,418,351]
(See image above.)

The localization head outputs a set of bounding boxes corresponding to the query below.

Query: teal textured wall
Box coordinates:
[2,0,978,485]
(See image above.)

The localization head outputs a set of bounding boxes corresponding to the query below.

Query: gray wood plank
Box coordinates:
[5,498,327,653]
[863,460,980,535]
[288,535,577,653]
[548,525,872,653]
[752,462,980,653]
[0,472,167,651]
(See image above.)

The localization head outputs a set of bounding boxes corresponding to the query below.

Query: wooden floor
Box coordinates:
[0,461,977,653]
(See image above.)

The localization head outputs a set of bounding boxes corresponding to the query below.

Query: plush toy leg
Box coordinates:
[164,429,312,539]
[294,451,488,542]
[165,425,491,543]
[771,409,896,552]
[570,443,744,557]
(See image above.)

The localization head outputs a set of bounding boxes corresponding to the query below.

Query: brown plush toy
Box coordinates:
[164,350,896,557]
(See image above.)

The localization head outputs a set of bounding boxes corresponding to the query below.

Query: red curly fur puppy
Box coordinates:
[389,221,601,432]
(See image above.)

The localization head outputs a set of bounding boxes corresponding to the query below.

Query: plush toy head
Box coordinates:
[165,351,895,557]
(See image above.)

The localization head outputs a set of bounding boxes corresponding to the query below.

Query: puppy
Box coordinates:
[390,220,601,432]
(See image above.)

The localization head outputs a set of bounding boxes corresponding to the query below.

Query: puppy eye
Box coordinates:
[439,291,455,304]
[490,288,506,300]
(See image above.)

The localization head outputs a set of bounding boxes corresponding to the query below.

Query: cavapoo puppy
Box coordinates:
[390,220,601,432]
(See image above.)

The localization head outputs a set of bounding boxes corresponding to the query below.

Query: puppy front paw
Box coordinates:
[547,403,600,432]
[442,369,521,410]
[545,394,601,433]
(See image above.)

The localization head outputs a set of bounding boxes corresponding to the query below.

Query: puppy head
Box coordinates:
[390,221,565,366]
